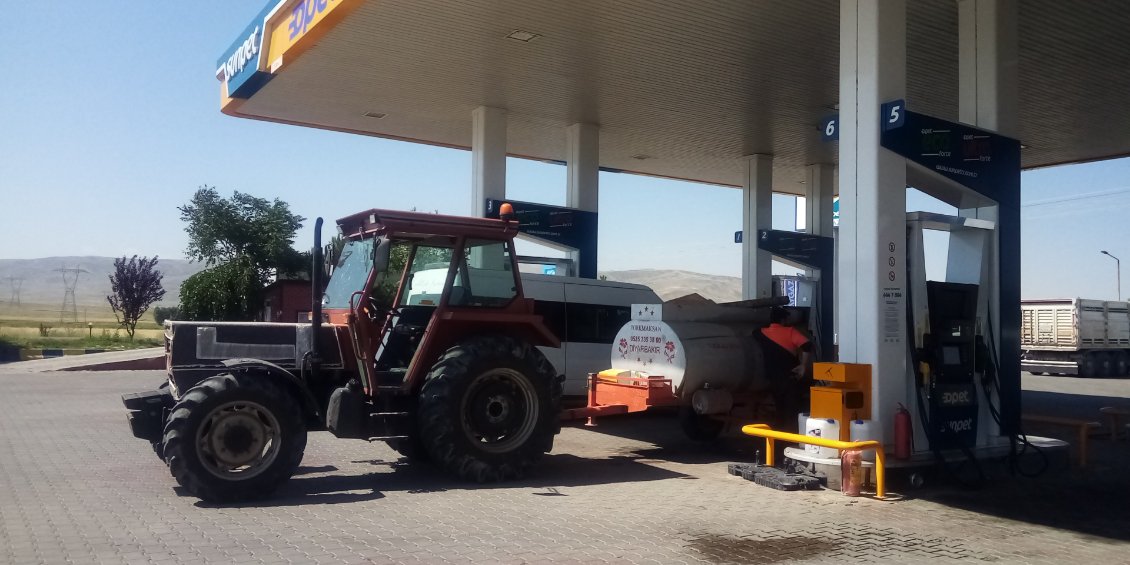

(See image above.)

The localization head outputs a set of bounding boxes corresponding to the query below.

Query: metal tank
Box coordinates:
[609,297,775,396]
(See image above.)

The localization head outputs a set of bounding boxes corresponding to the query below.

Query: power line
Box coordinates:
[55,266,88,323]
[5,276,23,307]
[1023,187,1130,208]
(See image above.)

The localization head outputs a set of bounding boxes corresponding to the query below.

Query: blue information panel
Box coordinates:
[880,109,1021,200]
[484,199,598,279]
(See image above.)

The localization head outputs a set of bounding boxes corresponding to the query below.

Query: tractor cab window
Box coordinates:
[322,239,374,309]
[450,240,518,308]
[400,244,455,306]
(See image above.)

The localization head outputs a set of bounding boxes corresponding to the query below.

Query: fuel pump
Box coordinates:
[905,212,1005,456]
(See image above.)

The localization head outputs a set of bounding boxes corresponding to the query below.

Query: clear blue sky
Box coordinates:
[1,2,1127,300]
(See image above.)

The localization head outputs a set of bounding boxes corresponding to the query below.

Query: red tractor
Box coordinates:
[123,207,563,502]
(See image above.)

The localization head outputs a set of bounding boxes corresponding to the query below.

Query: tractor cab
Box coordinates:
[324,208,559,398]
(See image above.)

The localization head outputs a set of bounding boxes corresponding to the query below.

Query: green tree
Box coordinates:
[177,187,307,321]
[179,186,307,277]
[179,258,262,321]
[107,255,166,339]
[153,305,181,325]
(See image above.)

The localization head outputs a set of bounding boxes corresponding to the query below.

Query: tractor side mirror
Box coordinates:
[373,238,391,274]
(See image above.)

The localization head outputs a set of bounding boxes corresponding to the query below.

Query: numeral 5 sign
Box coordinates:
[881,99,906,131]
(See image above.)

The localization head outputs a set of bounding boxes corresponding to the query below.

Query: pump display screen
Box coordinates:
[942,345,961,365]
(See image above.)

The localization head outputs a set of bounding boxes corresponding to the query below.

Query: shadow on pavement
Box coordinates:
[194,450,690,509]
[912,387,1130,541]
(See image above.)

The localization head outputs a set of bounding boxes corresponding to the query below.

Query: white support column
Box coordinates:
[741,154,773,300]
[471,106,507,216]
[566,123,599,212]
[958,0,1018,137]
[565,123,600,278]
[805,164,836,238]
[838,0,907,444]
[957,0,1018,443]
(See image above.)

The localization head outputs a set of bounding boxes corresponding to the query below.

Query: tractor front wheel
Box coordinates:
[162,373,306,502]
[418,336,560,482]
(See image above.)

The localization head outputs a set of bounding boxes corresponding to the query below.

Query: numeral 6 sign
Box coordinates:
[820,115,839,141]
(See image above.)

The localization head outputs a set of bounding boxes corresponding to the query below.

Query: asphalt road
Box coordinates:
[0,369,1127,564]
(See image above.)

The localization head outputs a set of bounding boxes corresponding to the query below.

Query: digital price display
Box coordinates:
[880,108,1020,199]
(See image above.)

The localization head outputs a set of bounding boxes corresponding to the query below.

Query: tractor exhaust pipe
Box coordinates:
[310,217,324,372]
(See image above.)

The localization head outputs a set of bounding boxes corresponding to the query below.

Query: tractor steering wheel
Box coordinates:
[365,296,399,322]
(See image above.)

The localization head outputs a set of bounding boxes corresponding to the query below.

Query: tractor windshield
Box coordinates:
[322,239,375,309]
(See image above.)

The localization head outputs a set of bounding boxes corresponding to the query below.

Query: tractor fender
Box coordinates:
[220,358,321,420]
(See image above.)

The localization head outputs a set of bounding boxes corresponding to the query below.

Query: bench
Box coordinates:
[1099,406,1130,441]
[1021,414,1101,468]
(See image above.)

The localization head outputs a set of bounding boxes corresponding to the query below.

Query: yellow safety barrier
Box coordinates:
[741,423,887,499]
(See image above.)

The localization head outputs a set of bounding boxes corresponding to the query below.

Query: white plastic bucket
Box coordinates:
[797,412,810,435]
[804,417,840,458]
[849,419,877,461]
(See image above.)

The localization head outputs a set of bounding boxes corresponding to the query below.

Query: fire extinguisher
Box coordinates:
[894,403,912,460]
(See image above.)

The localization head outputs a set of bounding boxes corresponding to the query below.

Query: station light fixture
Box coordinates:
[362,111,387,119]
[506,29,540,42]
[630,154,652,160]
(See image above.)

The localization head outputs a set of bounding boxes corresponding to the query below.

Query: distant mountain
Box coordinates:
[0,257,204,307]
[0,257,741,308]
[601,269,742,303]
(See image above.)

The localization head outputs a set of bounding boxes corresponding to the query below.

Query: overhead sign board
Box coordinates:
[484,199,599,279]
[217,3,277,99]
[880,108,1021,201]
[218,0,359,105]
[267,0,354,70]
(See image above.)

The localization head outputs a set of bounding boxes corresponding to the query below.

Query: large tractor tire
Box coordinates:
[418,336,561,482]
[389,434,430,462]
[162,373,307,502]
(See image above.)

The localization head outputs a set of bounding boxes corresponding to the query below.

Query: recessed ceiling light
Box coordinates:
[1020,144,1029,149]
[506,29,540,42]
[630,154,652,160]
[362,111,387,119]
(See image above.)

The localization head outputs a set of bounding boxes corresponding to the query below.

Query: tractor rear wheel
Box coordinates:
[162,373,306,502]
[418,336,560,482]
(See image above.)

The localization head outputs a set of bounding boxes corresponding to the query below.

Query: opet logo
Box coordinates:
[288,0,339,40]
[222,27,260,83]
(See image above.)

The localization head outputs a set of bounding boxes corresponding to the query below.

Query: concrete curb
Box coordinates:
[18,348,107,361]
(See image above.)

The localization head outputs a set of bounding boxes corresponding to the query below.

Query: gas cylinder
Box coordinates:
[841,449,863,496]
[894,403,912,460]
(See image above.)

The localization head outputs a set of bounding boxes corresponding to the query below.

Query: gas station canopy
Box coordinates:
[220,0,1130,195]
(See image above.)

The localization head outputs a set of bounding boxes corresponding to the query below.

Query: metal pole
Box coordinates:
[1101,251,1121,301]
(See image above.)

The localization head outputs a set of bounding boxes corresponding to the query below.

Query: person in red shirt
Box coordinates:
[759,307,814,435]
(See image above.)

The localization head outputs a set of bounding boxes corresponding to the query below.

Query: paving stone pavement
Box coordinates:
[1,370,1128,564]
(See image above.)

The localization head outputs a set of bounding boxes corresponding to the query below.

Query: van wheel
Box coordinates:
[418,336,560,482]
[163,373,306,502]
[679,405,725,442]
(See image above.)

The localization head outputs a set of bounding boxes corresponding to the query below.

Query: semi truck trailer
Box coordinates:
[1020,298,1130,377]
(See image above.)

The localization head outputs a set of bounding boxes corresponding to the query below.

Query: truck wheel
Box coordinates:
[1115,352,1130,378]
[1097,352,1116,378]
[1080,355,1098,378]
[162,373,306,502]
[418,336,560,482]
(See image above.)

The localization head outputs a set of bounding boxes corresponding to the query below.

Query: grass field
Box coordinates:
[0,302,163,349]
